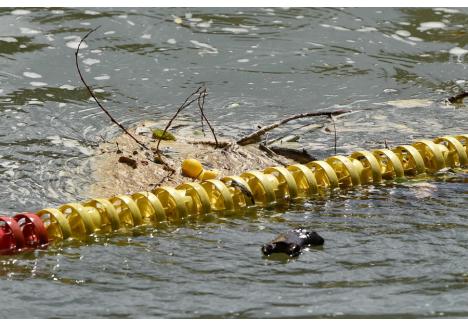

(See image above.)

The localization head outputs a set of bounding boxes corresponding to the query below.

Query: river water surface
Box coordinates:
[0,7,468,318]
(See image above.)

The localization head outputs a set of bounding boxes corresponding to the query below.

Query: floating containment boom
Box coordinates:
[1,134,467,255]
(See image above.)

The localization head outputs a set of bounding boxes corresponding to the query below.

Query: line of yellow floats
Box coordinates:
[37,134,467,243]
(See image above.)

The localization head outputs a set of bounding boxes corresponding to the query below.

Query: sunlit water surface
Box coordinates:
[0,7,467,318]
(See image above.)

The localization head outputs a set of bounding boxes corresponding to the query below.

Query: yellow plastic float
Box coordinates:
[349,150,382,184]
[14,133,467,247]
[306,161,340,190]
[392,145,426,176]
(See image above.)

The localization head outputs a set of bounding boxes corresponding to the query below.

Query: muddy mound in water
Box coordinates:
[89,119,294,198]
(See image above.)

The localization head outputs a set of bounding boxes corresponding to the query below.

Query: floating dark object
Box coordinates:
[262,228,324,257]
[447,91,468,105]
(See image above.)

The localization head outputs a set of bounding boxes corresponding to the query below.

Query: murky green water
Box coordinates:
[0,7,467,318]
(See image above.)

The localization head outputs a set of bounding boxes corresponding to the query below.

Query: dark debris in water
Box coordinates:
[262,228,324,258]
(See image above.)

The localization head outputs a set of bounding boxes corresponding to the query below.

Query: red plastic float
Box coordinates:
[0,216,25,254]
[13,213,49,248]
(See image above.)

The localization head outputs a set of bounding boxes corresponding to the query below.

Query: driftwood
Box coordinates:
[258,143,293,166]
[236,110,350,146]
[267,145,317,164]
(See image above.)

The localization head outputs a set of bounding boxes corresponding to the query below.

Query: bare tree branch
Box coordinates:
[154,86,203,157]
[197,88,219,148]
[330,114,337,155]
[75,27,149,151]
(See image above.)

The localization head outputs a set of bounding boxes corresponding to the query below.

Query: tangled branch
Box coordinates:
[155,86,219,159]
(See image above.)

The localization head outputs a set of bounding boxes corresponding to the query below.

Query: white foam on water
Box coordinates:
[221,27,249,34]
[20,27,41,35]
[167,38,177,44]
[23,71,42,79]
[80,22,91,26]
[47,135,93,155]
[449,46,468,62]
[141,34,151,39]
[127,20,135,26]
[408,36,423,42]
[190,40,218,54]
[306,42,324,47]
[91,49,102,54]
[395,30,411,37]
[417,21,446,32]
[28,100,43,105]
[94,75,110,80]
[104,31,115,35]
[59,84,76,90]
[296,15,304,19]
[30,81,48,87]
[455,80,465,85]
[434,8,460,14]
[84,10,100,15]
[356,26,377,32]
[188,17,203,22]
[83,58,100,65]
[11,9,31,15]
[391,34,416,46]
[51,9,64,14]
[66,40,87,49]
[0,37,17,43]
[237,59,249,63]
[197,20,212,28]
[321,24,350,31]
[449,47,468,55]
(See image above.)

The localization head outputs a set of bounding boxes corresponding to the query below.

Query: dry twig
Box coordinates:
[236,109,350,146]
[75,26,149,151]
[154,86,204,158]
[330,114,337,155]
[197,88,219,148]
[155,86,219,158]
